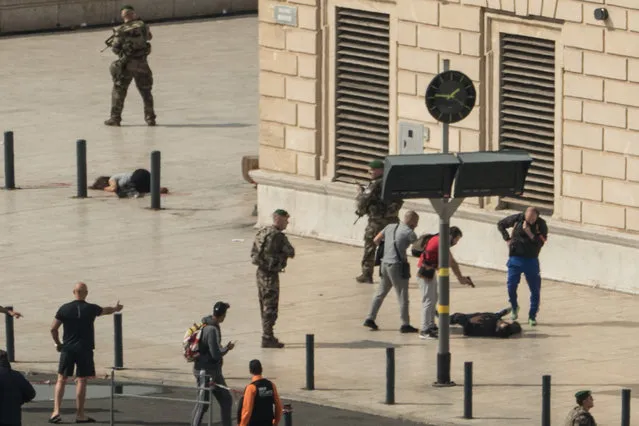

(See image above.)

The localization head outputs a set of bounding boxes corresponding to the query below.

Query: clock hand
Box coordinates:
[434,94,449,98]
[448,88,460,99]
[452,97,472,109]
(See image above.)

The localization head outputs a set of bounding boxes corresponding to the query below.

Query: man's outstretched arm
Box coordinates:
[100,301,123,316]
[0,306,22,318]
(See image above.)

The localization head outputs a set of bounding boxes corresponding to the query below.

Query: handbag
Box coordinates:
[374,239,384,267]
[392,225,411,279]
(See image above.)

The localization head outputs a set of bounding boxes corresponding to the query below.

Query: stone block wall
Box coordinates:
[256,0,639,233]
[258,0,321,178]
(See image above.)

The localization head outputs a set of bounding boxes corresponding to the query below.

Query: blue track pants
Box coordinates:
[506,256,542,320]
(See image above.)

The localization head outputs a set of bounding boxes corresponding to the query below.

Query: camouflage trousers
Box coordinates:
[109,58,155,121]
[256,269,280,339]
[361,217,400,278]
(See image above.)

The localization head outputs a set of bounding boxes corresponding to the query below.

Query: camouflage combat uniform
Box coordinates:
[564,407,597,426]
[355,177,403,282]
[251,226,295,346]
[106,18,156,126]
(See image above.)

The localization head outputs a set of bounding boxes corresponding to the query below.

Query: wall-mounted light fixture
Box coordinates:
[594,8,609,21]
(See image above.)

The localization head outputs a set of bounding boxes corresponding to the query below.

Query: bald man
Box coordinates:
[49,283,123,424]
[363,210,420,333]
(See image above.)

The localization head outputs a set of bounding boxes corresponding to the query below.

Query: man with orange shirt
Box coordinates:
[417,226,474,340]
[238,359,282,426]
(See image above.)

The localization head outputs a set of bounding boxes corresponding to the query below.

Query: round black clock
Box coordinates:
[425,70,476,124]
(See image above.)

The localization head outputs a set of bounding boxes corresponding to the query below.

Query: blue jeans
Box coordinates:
[506,256,541,320]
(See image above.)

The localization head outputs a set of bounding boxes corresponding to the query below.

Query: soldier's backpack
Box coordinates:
[411,233,436,257]
[183,322,205,362]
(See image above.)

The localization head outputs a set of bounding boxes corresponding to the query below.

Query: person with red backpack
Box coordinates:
[190,302,234,426]
[414,226,474,340]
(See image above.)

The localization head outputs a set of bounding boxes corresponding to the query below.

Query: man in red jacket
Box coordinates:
[416,226,474,340]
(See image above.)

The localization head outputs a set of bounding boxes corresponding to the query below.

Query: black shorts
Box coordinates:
[58,349,95,378]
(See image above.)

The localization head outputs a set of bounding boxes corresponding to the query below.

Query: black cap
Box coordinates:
[213,302,230,316]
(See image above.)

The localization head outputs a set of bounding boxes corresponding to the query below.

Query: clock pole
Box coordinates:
[434,58,455,387]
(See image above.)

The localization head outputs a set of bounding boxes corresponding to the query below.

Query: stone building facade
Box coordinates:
[252,0,639,293]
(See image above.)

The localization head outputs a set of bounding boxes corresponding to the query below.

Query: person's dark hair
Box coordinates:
[249,359,263,375]
[89,176,111,190]
[496,321,522,338]
[213,302,230,317]
[0,349,10,369]
[450,226,463,240]
[130,169,151,193]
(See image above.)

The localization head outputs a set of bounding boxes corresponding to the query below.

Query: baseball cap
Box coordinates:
[213,302,230,316]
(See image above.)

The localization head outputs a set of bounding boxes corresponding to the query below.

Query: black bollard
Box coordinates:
[305,334,314,390]
[541,375,551,426]
[114,313,123,369]
[4,131,15,190]
[622,388,631,426]
[76,139,87,198]
[385,347,395,405]
[463,362,473,419]
[4,306,15,362]
[150,150,161,210]
[283,404,293,426]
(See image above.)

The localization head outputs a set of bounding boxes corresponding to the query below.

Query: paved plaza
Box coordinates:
[1,15,638,426]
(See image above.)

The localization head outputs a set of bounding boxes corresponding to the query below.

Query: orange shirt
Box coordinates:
[239,375,283,426]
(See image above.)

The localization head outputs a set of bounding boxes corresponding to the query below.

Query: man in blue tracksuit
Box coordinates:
[497,207,548,326]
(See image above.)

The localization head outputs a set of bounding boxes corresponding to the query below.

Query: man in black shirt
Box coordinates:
[450,308,522,338]
[48,282,123,424]
[497,206,548,327]
[0,349,36,426]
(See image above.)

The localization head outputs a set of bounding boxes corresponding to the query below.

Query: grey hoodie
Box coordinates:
[193,315,229,374]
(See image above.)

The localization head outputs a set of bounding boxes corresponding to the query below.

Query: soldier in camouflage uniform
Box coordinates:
[251,209,295,349]
[105,5,156,126]
[355,159,403,284]
[564,390,597,426]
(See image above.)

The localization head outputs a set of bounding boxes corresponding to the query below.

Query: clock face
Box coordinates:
[425,70,477,124]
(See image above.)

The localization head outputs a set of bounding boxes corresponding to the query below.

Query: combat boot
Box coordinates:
[145,116,156,126]
[356,274,373,284]
[104,117,121,126]
[261,336,285,349]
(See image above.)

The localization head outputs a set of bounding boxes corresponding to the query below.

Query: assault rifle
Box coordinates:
[353,183,367,224]
[100,33,115,52]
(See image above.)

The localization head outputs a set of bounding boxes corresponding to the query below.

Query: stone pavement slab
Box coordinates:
[0,15,638,426]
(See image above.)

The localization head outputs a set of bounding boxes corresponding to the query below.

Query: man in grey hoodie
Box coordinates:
[190,301,235,426]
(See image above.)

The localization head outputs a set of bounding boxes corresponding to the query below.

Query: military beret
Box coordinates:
[575,390,591,404]
[273,209,289,217]
[120,5,135,11]
[368,159,384,169]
